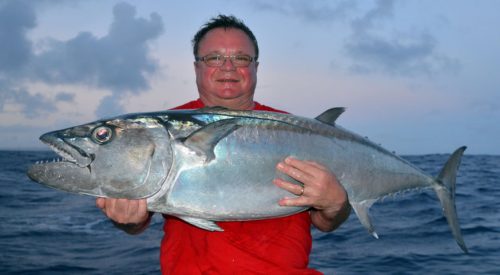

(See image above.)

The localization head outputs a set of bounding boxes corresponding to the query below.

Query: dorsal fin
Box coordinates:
[315,107,346,126]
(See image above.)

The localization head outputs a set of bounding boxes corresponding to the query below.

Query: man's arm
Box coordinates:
[273,157,351,232]
[96,198,152,235]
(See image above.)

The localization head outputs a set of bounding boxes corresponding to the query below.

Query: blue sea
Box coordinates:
[0,150,499,274]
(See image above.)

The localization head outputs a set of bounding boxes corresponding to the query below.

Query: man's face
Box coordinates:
[194,28,258,109]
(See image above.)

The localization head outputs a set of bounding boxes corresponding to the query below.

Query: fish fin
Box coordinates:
[179,216,223,231]
[182,118,241,163]
[315,107,346,126]
[351,199,378,239]
[434,146,468,253]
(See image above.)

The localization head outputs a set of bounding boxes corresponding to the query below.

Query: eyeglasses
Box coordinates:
[195,54,255,67]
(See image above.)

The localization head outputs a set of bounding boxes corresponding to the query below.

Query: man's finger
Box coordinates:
[284,157,328,175]
[277,161,312,182]
[138,199,148,215]
[279,196,310,207]
[273,178,304,196]
[96,197,105,209]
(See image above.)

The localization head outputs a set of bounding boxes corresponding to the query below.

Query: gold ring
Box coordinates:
[299,186,304,196]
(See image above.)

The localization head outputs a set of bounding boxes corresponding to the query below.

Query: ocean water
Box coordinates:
[0,150,499,274]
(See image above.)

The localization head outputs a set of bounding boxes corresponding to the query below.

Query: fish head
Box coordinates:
[27,115,173,199]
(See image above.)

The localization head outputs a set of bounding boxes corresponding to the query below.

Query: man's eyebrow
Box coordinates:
[203,50,251,55]
[200,51,221,55]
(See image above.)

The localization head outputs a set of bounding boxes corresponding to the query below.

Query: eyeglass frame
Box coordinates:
[195,53,257,67]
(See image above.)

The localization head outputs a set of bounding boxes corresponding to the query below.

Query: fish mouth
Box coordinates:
[27,132,96,195]
[39,132,93,168]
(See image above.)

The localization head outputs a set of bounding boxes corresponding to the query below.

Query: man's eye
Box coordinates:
[235,55,250,61]
[206,55,221,61]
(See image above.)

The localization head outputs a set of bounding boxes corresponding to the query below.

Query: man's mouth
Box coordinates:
[217,79,239,83]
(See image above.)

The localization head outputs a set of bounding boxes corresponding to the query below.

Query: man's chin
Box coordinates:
[216,89,245,99]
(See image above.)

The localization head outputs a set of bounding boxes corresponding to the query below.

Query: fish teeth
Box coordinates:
[34,154,74,165]
[35,157,70,165]
[48,143,77,163]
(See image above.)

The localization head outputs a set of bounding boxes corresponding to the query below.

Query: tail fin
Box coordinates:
[433,146,468,253]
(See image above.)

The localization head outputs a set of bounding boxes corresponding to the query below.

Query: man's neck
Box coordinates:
[199,96,255,110]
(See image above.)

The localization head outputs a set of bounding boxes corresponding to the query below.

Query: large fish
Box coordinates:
[27,107,468,252]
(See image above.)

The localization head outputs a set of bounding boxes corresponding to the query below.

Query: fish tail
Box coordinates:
[433,146,468,253]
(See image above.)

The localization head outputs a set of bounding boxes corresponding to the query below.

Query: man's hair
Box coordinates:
[192,14,259,60]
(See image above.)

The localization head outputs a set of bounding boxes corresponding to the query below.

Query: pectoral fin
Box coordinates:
[182,118,241,163]
[179,216,223,231]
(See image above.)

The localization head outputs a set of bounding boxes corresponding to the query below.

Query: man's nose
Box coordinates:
[220,57,236,71]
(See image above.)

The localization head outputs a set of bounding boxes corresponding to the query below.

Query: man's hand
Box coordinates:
[273,157,351,232]
[96,198,152,235]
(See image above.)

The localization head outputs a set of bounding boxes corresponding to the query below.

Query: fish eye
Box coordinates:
[92,126,113,144]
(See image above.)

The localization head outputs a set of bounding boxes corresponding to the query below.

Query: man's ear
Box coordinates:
[194,61,201,74]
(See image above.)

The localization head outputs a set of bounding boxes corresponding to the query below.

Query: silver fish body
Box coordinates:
[27,107,468,252]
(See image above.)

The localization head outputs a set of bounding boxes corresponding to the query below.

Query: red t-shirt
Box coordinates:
[160,99,321,274]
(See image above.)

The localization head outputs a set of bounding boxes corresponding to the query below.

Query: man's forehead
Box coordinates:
[198,28,255,53]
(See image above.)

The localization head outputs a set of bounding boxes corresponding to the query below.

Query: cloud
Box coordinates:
[345,0,460,76]
[0,1,164,119]
[54,92,74,102]
[0,0,43,118]
[251,0,459,77]
[0,0,36,73]
[95,95,126,119]
[11,88,58,118]
[346,31,460,75]
[0,83,60,118]
[32,2,163,92]
[251,0,355,24]
[350,0,394,31]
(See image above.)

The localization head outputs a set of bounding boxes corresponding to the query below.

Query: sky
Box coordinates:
[0,0,499,155]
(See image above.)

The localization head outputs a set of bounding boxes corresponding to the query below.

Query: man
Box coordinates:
[96,15,351,274]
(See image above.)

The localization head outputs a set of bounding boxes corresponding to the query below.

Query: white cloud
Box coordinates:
[0,1,164,119]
